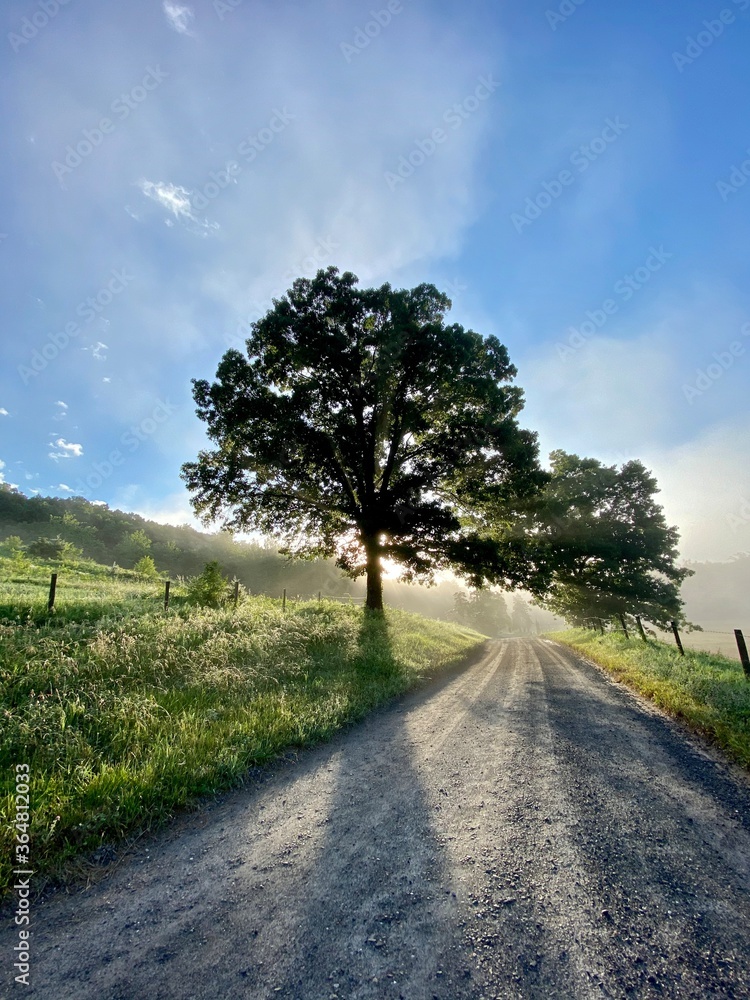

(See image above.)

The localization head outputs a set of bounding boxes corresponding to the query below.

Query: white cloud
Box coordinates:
[138,179,219,236]
[82,341,108,361]
[48,438,84,461]
[163,2,194,35]
[0,408,8,416]
[53,400,68,421]
[57,484,74,492]
[139,179,193,219]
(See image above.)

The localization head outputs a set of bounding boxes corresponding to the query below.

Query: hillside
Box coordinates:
[0,486,550,634]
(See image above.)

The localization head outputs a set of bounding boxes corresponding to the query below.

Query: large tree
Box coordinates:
[181,267,544,610]
[511,451,693,630]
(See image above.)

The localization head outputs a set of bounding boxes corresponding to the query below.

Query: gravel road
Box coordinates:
[3,638,750,999]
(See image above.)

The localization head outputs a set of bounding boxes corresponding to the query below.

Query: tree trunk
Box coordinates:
[364,536,384,612]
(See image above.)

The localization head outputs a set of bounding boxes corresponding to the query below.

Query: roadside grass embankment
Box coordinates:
[0,573,484,897]
[548,629,750,770]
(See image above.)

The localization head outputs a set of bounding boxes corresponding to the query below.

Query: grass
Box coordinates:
[549,628,750,770]
[0,558,484,896]
[0,556,186,625]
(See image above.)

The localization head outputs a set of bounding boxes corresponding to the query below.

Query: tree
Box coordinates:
[115,529,152,568]
[182,268,544,610]
[518,451,692,630]
[133,555,159,580]
[27,535,80,562]
[511,595,534,635]
[187,560,229,607]
[452,589,511,636]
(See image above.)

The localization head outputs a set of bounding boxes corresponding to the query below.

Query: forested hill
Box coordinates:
[0,485,352,599]
[0,486,558,634]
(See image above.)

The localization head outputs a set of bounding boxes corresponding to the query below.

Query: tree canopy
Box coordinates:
[514,451,693,630]
[181,267,545,610]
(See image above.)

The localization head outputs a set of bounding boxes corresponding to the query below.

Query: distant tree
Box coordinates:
[182,267,544,610]
[452,589,511,636]
[2,535,30,574]
[1,535,25,557]
[115,529,152,568]
[133,555,159,580]
[511,595,534,635]
[27,536,80,561]
[187,560,229,607]
[516,451,692,630]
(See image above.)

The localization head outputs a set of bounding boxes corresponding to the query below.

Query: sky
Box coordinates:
[1,0,749,564]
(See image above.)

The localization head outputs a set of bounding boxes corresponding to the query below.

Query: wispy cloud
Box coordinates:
[48,438,84,461]
[163,2,194,35]
[58,483,74,492]
[53,400,68,421]
[139,180,193,219]
[0,408,8,417]
[82,342,109,361]
[138,179,219,236]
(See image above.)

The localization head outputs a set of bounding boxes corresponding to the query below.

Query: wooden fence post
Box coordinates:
[734,629,750,680]
[233,580,240,608]
[619,614,629,639]
[282,588,286,612]
[598,618,604,635]
[635,615,647,642]
[318,591,321,603]
[48,573,57,612]
[164,580,170,611]
[670,620,685,656]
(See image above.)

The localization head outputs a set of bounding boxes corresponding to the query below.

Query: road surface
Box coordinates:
[3,638,750,999]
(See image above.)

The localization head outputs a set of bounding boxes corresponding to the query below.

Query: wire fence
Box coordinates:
[582,613,750,675]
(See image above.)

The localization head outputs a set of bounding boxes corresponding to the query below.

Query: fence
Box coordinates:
[38,573,363,614]
[582,613,750,679]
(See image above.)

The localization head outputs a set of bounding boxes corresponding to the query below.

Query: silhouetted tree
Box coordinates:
[182,268,544,610]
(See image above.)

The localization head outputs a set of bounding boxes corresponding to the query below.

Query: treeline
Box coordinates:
[0,485,351,598]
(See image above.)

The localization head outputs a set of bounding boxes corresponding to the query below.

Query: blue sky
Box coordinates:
[1,0,749,562]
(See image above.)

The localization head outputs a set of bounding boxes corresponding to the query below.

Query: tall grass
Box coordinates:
[0,570,484,895]
[550,629,750,769]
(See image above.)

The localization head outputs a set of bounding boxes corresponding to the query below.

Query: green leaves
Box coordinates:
[182,267,543,603]
[527,452,692,629]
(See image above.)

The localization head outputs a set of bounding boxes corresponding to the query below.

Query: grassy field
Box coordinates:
[0,558,485,896]
[549,629,750,770]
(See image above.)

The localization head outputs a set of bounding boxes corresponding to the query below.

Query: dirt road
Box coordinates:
[3,638,750,999]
